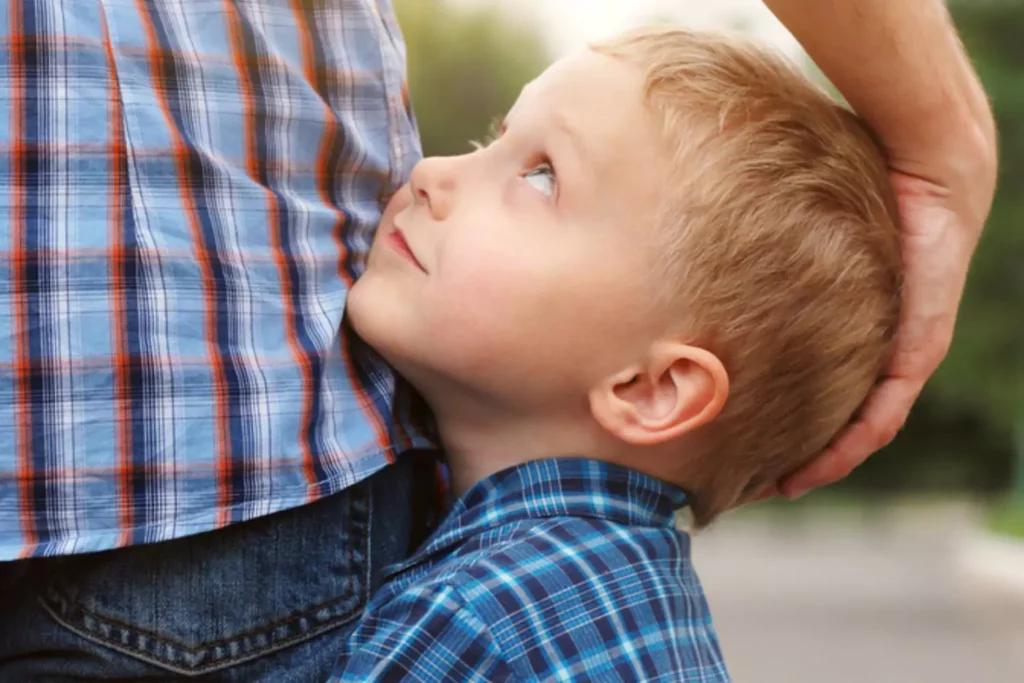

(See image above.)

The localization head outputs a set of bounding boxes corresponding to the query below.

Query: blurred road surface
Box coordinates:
[693,506,1024,683]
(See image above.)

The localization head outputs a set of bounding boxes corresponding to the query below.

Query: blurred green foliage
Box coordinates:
[394,0,1021,495]
[989,498,1024,539]
[940,0,1024,445]
[395,0,547,157]
[847,0,1023,496]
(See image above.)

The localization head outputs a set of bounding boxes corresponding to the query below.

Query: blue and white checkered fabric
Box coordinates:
[330,458,732,682]
[0,0,424,560]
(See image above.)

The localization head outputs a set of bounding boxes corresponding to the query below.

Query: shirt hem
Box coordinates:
[0,435,433,562]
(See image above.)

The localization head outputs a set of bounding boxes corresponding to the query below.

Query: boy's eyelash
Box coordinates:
[469,115,505,151]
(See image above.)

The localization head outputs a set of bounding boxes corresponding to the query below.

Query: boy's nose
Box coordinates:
[409,156,457,221]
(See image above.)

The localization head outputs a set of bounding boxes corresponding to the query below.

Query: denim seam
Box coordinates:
[38,585,364,676]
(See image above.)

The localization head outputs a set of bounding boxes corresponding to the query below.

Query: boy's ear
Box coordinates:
[589,342,729,447]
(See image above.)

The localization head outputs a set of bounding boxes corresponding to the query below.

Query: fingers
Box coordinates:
[779,375,925,498]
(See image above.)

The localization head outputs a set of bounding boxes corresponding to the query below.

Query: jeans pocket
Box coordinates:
[38,487,371,677]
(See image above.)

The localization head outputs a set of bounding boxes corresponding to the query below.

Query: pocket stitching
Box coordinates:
[39,583,364,676]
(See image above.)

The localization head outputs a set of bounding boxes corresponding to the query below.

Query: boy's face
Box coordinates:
[349,50,671,413]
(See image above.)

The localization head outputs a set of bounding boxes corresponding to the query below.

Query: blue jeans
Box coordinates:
[0,457,425,681]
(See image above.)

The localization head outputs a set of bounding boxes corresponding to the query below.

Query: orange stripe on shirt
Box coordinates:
[10,0,36,559]
[291,0,392,466]
[132,0,232,527]
[224,0,317,493]
[99,9,134,547]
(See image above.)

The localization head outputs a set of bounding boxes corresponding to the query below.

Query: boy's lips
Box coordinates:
[387,228,428,273]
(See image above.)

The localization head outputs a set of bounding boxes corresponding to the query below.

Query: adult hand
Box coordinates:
[756,0,998,500]
[779,168,988,498]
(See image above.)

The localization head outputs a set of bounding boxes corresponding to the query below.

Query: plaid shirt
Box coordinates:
[330,458,732,682]
[0,0,424,560]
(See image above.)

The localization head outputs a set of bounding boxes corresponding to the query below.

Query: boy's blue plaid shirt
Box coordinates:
[329,458,732,682]
[0,0,425,560]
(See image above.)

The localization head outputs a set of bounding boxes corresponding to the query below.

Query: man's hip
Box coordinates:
[0,455,424,682]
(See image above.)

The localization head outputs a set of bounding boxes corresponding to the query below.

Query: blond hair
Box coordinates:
[594,28,902,527]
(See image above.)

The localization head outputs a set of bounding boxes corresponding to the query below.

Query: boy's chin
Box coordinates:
[346,309,428,383]
[347,279,399,342]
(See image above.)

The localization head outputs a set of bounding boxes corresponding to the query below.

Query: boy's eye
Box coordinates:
[523,163,557,198]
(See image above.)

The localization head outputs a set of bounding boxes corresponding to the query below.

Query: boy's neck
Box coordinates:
[431,404,595,497]
[430,406,686,500]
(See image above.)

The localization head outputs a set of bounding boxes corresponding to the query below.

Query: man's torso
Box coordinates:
[0,0,423,560]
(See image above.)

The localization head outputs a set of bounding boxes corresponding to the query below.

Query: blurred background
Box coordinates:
[394,0,1024,680]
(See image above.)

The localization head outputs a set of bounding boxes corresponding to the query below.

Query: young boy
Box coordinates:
[329,26,900,682]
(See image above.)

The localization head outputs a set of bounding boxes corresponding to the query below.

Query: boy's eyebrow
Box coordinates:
[551,112,589,169]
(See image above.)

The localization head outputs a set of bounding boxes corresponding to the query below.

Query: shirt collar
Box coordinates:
[389,457,688,578]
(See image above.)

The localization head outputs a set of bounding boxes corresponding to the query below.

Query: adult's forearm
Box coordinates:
[763,0,997,229]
